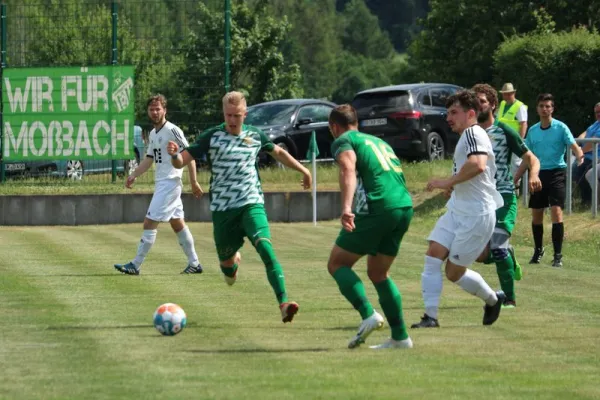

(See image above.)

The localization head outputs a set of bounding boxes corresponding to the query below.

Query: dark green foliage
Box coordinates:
[494,28,600,134]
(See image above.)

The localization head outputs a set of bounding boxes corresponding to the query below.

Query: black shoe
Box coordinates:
[552,254,563,268]
[182,263,204,274]
[529,247,545,264]
[114,262,140,275]
[483,291,505,325]
[410,314,440,328]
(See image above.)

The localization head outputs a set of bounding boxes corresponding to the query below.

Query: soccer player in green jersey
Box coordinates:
[472,84,541,308]
[327,104,414,349]
[167,91,312,323]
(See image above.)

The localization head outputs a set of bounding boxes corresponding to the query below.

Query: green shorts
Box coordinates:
[212,203,271,261]
[335,207,413,257]
[496,193,518,235]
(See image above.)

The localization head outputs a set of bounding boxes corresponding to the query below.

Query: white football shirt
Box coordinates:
[146,121,189,182]
[446,124,503,215]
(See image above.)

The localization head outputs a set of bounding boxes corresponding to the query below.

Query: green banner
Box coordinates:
[2,66,135,161]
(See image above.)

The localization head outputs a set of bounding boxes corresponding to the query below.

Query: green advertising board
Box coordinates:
[2,66,135,161]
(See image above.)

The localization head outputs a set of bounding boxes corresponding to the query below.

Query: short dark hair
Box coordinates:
[329,104,358,127]
[471,83,498,111]
[147,94,167,109]
[536,93,554,107]
[445,89,480,112]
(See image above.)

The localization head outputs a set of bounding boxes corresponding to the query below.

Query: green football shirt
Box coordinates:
[486,120,529,194]
[331,130,412,214]
[186,123,274,211]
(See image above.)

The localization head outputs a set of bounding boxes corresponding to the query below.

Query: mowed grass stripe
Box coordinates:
[1,219,599,399]
[0,230,148,399]
[11,226,340,398]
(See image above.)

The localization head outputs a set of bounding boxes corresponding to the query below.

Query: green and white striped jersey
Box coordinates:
[186,123,275,211]
[486,120,528,194]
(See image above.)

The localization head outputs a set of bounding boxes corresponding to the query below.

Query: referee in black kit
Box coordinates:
[514,94,584,268]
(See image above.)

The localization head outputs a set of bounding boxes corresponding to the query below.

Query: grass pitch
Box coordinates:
[1,204,599,399]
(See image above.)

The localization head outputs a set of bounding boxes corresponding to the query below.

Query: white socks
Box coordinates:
[177,226,199,267]
[132,229,157,267]
[422,256,444,319]
[455,269,498,305]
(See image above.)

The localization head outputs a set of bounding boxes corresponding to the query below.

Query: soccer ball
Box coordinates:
[153,303,187,336]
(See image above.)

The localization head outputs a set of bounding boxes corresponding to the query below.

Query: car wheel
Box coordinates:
[427,132,445,161]
[66,160,84,180]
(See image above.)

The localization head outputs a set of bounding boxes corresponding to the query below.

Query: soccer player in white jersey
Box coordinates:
[114,94,204,275]
[167,91,312,324]
[411,90,506,329]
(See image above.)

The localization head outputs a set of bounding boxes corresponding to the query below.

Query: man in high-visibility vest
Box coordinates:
[498,83,528,183]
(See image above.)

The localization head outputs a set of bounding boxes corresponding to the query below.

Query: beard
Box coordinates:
[477,110,491,124]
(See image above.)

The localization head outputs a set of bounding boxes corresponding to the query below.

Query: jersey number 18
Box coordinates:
[365,139,402,173]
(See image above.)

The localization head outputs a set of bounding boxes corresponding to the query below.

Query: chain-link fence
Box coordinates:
[0,0,229,188]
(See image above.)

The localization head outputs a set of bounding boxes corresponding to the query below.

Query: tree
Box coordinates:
[178,1,303,132]
[407,0,599,87]
[331,52,395,103]
[340,0,395,59]
[494,28,600,134]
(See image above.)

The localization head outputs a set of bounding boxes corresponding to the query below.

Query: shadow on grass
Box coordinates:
[187,348,330,354]
[46,324,153,330]
[26,273,185,277]
[46,322,199,330]
[413,193,447,214]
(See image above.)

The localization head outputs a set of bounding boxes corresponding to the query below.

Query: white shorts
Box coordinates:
[146,179,184,222]
[427,210,495,267]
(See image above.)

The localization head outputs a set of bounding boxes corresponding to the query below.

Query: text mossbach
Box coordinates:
[2,67,134,161]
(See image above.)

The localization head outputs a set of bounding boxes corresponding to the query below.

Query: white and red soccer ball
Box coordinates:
[153,303,187,336]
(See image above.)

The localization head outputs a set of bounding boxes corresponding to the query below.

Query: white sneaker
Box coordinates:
[369,337,413,349]
[348,311,385,349]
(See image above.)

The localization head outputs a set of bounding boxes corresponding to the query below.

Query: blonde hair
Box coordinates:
[222,91,246,107]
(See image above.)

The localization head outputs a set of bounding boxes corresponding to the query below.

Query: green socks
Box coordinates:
[495,255,515,301]
[265,261,288,304]
[332,267,374,320]
[374,278,408,341]
[255,240,288,304]
[220,264,238,277]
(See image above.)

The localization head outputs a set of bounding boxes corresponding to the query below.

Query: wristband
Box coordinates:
[171,153,179,160]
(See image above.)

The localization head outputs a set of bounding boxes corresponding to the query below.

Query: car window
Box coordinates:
[420,92,432,107]
[245,104,297,126]
[296,104,333,123]
[352,91,412,113]
[430,89,452,108]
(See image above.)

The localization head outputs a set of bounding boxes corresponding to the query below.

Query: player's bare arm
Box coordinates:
[126,156,154,188]
[186,159,204,199]
[269,145,312,189]
[167,140,195,169]
[521,150,542,192]
[337,150,357,232]
[427,154,488,191]
[571,142,585,166]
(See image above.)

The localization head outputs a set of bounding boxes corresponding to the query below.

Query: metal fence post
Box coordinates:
[110,0,118,183]
[522,169,529,206]
[566,150,572,215]
[593,143,598,218]
[0,4,6,184]
[224,0,231,92]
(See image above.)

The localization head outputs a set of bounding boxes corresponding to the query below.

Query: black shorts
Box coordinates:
[529,168,566,209]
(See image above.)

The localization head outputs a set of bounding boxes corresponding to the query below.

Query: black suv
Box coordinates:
[351,83,462,160]
[245,99,337,164]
